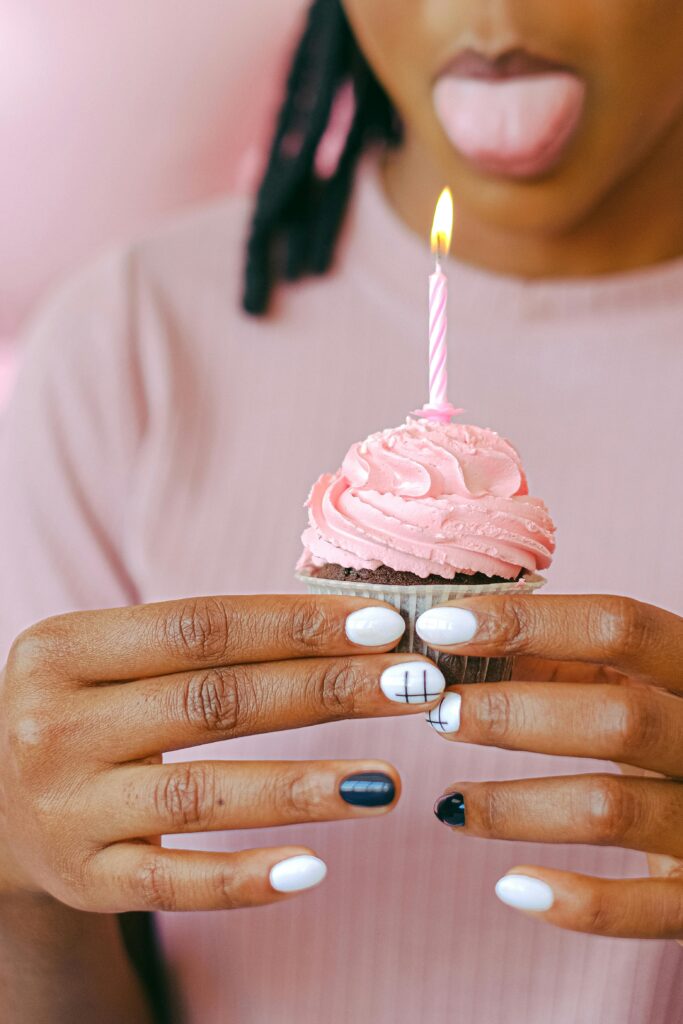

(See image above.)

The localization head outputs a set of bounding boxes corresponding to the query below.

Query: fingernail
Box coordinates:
[416,607,478,645]
[434,791,466,827]
[345,606,406,647]
[495,875,554,912]
[340,771,396,807]
[269,855,327,893]
[426,692,461,734]
[380,661,446,704]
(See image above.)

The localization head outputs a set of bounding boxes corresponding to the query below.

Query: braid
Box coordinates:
[242,0,400,315]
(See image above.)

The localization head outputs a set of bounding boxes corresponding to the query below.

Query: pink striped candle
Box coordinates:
[429,263,448,406]
[414,188,461,423]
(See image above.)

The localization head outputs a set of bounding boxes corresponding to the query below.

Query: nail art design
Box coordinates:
[380,662,446,704]
[340,772,396,807]
[416,606,478,645]
[426,692,462,734]
[345,606,406,647]
[434,792,466,827]
[494,875,554,912]
[269,855,328,893]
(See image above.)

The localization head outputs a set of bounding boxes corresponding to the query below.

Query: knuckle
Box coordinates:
[276,771,328,820]
[477,784,508,837]
[593,597,645,663]
[7,706,73,766]
[585,776,638,845]
[289,599,337,653]
[473,688,515,744]
[211,864,251,909]
[181,667,243,736]
[604,693,658,761]
[578,887,614,934]
[7,712,52,757]
[495,599,529,654]
[135,855,177,911]
[316,659,361,718]
[153,764,215,830]
[6,623,60,678]
[160,598,231,663]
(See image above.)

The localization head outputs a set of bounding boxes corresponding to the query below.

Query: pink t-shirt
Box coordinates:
[1,167,682,1023]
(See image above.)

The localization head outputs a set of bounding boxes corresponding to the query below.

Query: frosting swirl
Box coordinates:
[298,418,555,580]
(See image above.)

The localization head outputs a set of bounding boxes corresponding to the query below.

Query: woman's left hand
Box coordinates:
[417,594,683,941]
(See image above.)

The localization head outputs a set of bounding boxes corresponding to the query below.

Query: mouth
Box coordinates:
[433,47,587,179]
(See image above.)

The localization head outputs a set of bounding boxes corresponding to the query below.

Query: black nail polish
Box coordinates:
[340,772,396,807]
[434,792,466,827]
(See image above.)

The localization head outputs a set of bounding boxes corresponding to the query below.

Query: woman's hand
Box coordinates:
[418,594,683,941]
[0,594,445,913]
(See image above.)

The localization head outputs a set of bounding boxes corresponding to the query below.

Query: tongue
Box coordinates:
[433,72,586,178]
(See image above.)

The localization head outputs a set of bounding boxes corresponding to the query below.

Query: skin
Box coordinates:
[0,595,436,1021]
[339,1,683,940]
[343,0,683,277]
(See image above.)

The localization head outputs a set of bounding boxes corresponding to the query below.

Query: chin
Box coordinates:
[440,144,616,243]
[463,175,604,237]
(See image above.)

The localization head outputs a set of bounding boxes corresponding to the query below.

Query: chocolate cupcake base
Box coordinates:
[312,563,523,587]
[297,566,544,686]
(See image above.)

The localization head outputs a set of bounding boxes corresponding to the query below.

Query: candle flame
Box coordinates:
[430,187,454,257]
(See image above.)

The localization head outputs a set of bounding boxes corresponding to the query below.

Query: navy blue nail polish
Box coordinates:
[434,792,466,827]
[340,772,396,807]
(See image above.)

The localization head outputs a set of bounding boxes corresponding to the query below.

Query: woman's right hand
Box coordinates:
[0,595,444,912]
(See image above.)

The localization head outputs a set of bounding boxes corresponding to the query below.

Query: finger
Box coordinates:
[493,866,683,940]
[14,594,407,684]
[85,655,445,760]
[433,774,683,857]
[85,843,327,913]
[426,681,683,777]
[415,594,683,688]
[91,760,399,840]
[511,656,627,685]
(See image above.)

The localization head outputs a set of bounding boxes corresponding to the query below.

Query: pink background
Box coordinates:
[0,0,306,398]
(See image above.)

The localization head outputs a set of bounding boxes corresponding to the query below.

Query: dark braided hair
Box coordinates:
[242,0,401,315]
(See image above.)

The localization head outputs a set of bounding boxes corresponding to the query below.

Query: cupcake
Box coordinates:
[296,415,555,684]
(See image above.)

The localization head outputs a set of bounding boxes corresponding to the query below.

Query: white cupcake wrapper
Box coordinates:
[295,572,546,685]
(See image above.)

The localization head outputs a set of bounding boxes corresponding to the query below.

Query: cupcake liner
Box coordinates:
[295,571,546,686]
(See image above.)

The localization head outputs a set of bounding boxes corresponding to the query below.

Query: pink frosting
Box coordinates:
[298,418,555,580]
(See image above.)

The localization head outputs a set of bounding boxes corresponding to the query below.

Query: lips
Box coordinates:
[433,48,586,179]
[442,48,572,81]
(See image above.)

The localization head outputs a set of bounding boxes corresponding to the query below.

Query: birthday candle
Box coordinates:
[414,188,458,424]
[429,261,448,406]
[412,188,461,423]
[429,188,453,407]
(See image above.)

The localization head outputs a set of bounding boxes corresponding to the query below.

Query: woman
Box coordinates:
[1,0,682,1021]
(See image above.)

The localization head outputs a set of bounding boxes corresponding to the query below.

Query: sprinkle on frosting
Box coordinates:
[298,417,555,580]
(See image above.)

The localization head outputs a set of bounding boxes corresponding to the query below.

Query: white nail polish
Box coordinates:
[269,855,327,893]
[416,607,478,645]
[345,606,406,647]
[426,692,461,734]
[495,875,554,912]
[380,661,446,705]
